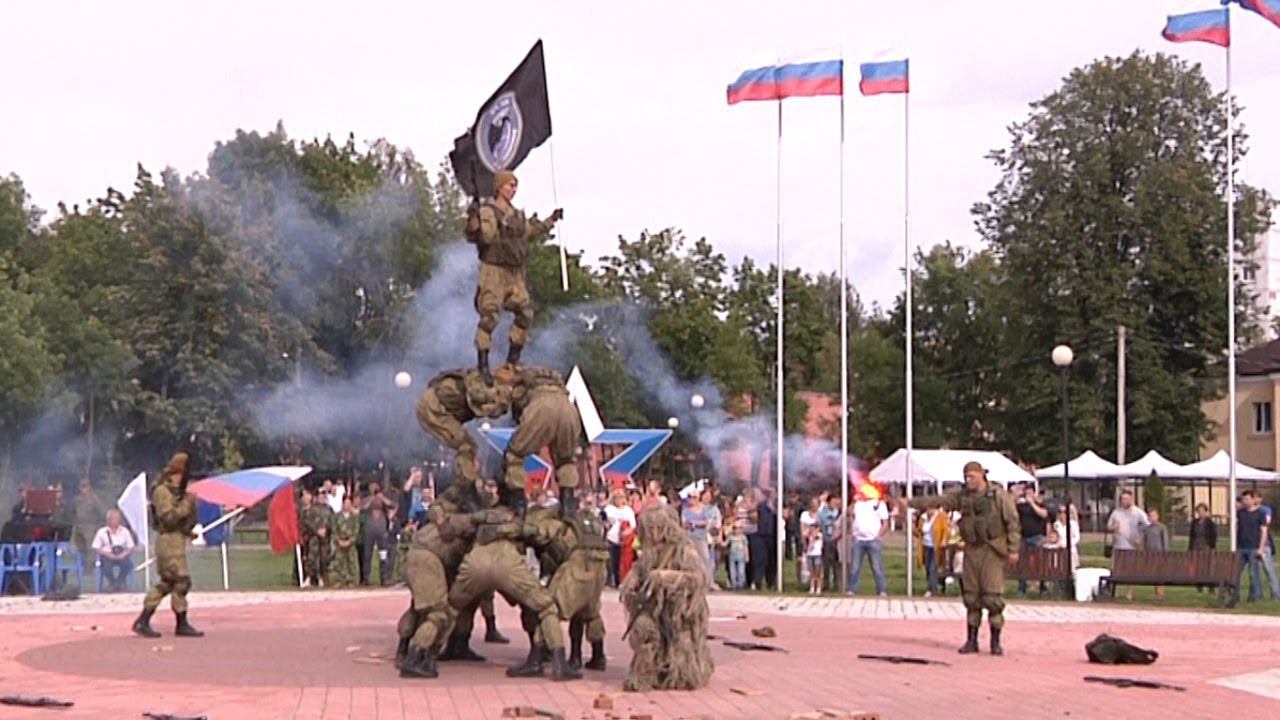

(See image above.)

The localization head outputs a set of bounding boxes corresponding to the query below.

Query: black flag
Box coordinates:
[449,40,552,199]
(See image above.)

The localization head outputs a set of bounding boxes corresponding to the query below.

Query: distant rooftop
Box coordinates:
[1238,338,1280,376]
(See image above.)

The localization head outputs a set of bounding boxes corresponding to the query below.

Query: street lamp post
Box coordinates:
[1051,344,1076,599]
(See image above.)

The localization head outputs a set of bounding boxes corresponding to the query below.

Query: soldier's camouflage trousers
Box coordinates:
[330,543,359,587]
[961,545,1008,629]
[474,263,532,351]
[449,540,563,649]
[144,532,192,613]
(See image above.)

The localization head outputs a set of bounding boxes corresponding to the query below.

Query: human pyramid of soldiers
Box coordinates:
[131,169,715,691]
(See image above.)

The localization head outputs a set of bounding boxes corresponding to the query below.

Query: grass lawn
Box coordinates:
[132,530,1280,617]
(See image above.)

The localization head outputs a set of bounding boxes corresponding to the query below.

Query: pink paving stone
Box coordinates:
[1,591,1277,719]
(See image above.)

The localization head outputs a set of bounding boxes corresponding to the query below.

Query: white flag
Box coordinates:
[117,472,149,553]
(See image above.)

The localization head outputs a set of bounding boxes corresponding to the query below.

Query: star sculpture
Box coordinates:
[480,428,673,487]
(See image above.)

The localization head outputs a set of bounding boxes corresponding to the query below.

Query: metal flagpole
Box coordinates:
[221,540,230,590]
[295,545,305,589]
[549,139,569,292]
[775,97,786,593]
[839,68,850,596]
[1226,32,1238,552]
[904,88,916,597]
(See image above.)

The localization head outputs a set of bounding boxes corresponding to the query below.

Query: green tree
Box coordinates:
[973,52,1273,464]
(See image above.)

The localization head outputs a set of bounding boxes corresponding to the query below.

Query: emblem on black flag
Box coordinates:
[477,91,524,172]
[449,40,552,198]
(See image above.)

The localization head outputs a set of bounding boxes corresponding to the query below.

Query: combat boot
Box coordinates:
[958,624,980,654]
[550,647,582,681]
[989,626,1004,656]
[559,487,579,518]
[132,607,161,638]
[567,641,583,672]
[477,349,493,386]
[506,645,545,678]
[395,636,410,663]
[175,612,204,637]
[506,343,523,367]
[584,640,606,671]
[453,639,485,662]
[399,646,439,679]
[484,617,510,644]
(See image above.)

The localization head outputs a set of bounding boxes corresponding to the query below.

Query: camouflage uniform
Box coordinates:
[330,509,361,588]
[133,452,203,638]
[468,189,551,354]
[415,369,510,486]
[300,500,333,586]
[447,505,580,681]
[523,506,610,671]
[504,368,582,510]
[395,483,483,678]
[911,477,1020,654]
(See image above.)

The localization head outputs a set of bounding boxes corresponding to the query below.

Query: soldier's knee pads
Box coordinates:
[555,465,579,490]
[961,593,982,611]
[980,593,1005,614]
[513,307,534,329]
[173,577,192,595]
[477,311,500,333]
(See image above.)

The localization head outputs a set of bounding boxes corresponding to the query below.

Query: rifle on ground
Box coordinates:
[1083,675,1185,692]
[1,695,74,707]
[858,653,950,666]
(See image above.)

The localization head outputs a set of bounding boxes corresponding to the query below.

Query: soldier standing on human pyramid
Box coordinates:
[465,168,561,386]
[909,461,1020,655]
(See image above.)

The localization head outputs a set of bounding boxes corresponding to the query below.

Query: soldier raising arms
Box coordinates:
[909,461,1020,655]
[465,169,561,385]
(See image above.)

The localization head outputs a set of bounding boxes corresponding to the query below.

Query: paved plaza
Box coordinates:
[2,589,1278,719]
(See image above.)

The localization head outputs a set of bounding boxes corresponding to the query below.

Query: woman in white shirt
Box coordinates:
[603,491,636,588]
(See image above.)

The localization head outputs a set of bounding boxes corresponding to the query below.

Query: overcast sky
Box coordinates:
[2,1,1276,308]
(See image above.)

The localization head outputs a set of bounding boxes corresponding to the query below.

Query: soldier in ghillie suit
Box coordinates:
[416,368,511,488]
[515,500,611,675]
[620,505,714,692]
[501,366,583,516]
[133,451,203,639]
[464,169,561,385]
[909,460,1020,655]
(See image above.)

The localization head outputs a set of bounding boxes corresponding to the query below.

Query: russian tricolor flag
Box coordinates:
[1163,8,1231,46]
[1231,0,1280,29]
[726,60,843,104]
[859,60,909,96]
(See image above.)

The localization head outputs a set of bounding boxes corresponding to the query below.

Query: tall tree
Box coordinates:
[973,52,1273,463]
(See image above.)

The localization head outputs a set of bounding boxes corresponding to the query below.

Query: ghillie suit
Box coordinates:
[620,505,714,692]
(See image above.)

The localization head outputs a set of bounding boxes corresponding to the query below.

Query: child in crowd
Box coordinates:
[727,520,750,590]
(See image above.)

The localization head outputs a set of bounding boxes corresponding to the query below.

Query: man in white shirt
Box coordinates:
[93,509,137,592]
[847,484,890,596]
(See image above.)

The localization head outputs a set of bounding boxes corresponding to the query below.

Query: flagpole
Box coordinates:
[549,139,570,292]
[904,88,915,597]
[1226,30,1238,553]
[838,70,850,597]
[295,544,305,589]
[221,540,230,591]
[775,97,786,593]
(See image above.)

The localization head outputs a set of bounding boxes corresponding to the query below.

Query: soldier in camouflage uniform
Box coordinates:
[330,495,361,588]
[464,169,561,384]
[416,368,511,489]
[516,500,611,674]
[909,461,1020,655]
[390,516,416,586]
[133,452,203,639]
[446,503,581,681]
[502,367,583,516]
[299,486,333,587]
[395,480,485,678]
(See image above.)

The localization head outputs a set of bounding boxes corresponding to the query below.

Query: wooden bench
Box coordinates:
[938,546,1070,597]
[1099,550,1240,607]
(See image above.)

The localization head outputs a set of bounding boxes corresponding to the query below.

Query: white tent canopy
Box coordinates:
[1113,449,1186,478]
[1175,450,1280,481]
[1035,450,1125,480]
[870,449,1038,490]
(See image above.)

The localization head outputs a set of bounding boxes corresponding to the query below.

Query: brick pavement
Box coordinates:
[1,589,1277,719]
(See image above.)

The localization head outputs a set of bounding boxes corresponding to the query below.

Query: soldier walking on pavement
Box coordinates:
[133,452,203,639]
[465,169,561,385]
[909,461,1020,655]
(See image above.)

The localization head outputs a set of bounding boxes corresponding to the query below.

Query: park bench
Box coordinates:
[1006,547,1072,597]
[1099,550,1240,607]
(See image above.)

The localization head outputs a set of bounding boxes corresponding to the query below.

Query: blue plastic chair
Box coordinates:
[46,542,83,592]
[2,543,43,595]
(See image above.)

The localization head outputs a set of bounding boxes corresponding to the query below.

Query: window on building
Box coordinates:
[1253,402,1273,435]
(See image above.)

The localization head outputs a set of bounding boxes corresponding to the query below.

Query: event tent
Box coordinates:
[869,448,1038,491]
[1174,450,1280,481]
[1034,450,1125,480]
[1113,449,1186,478]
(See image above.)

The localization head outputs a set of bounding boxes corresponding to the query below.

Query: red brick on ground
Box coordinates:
[0,591,1276,719]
